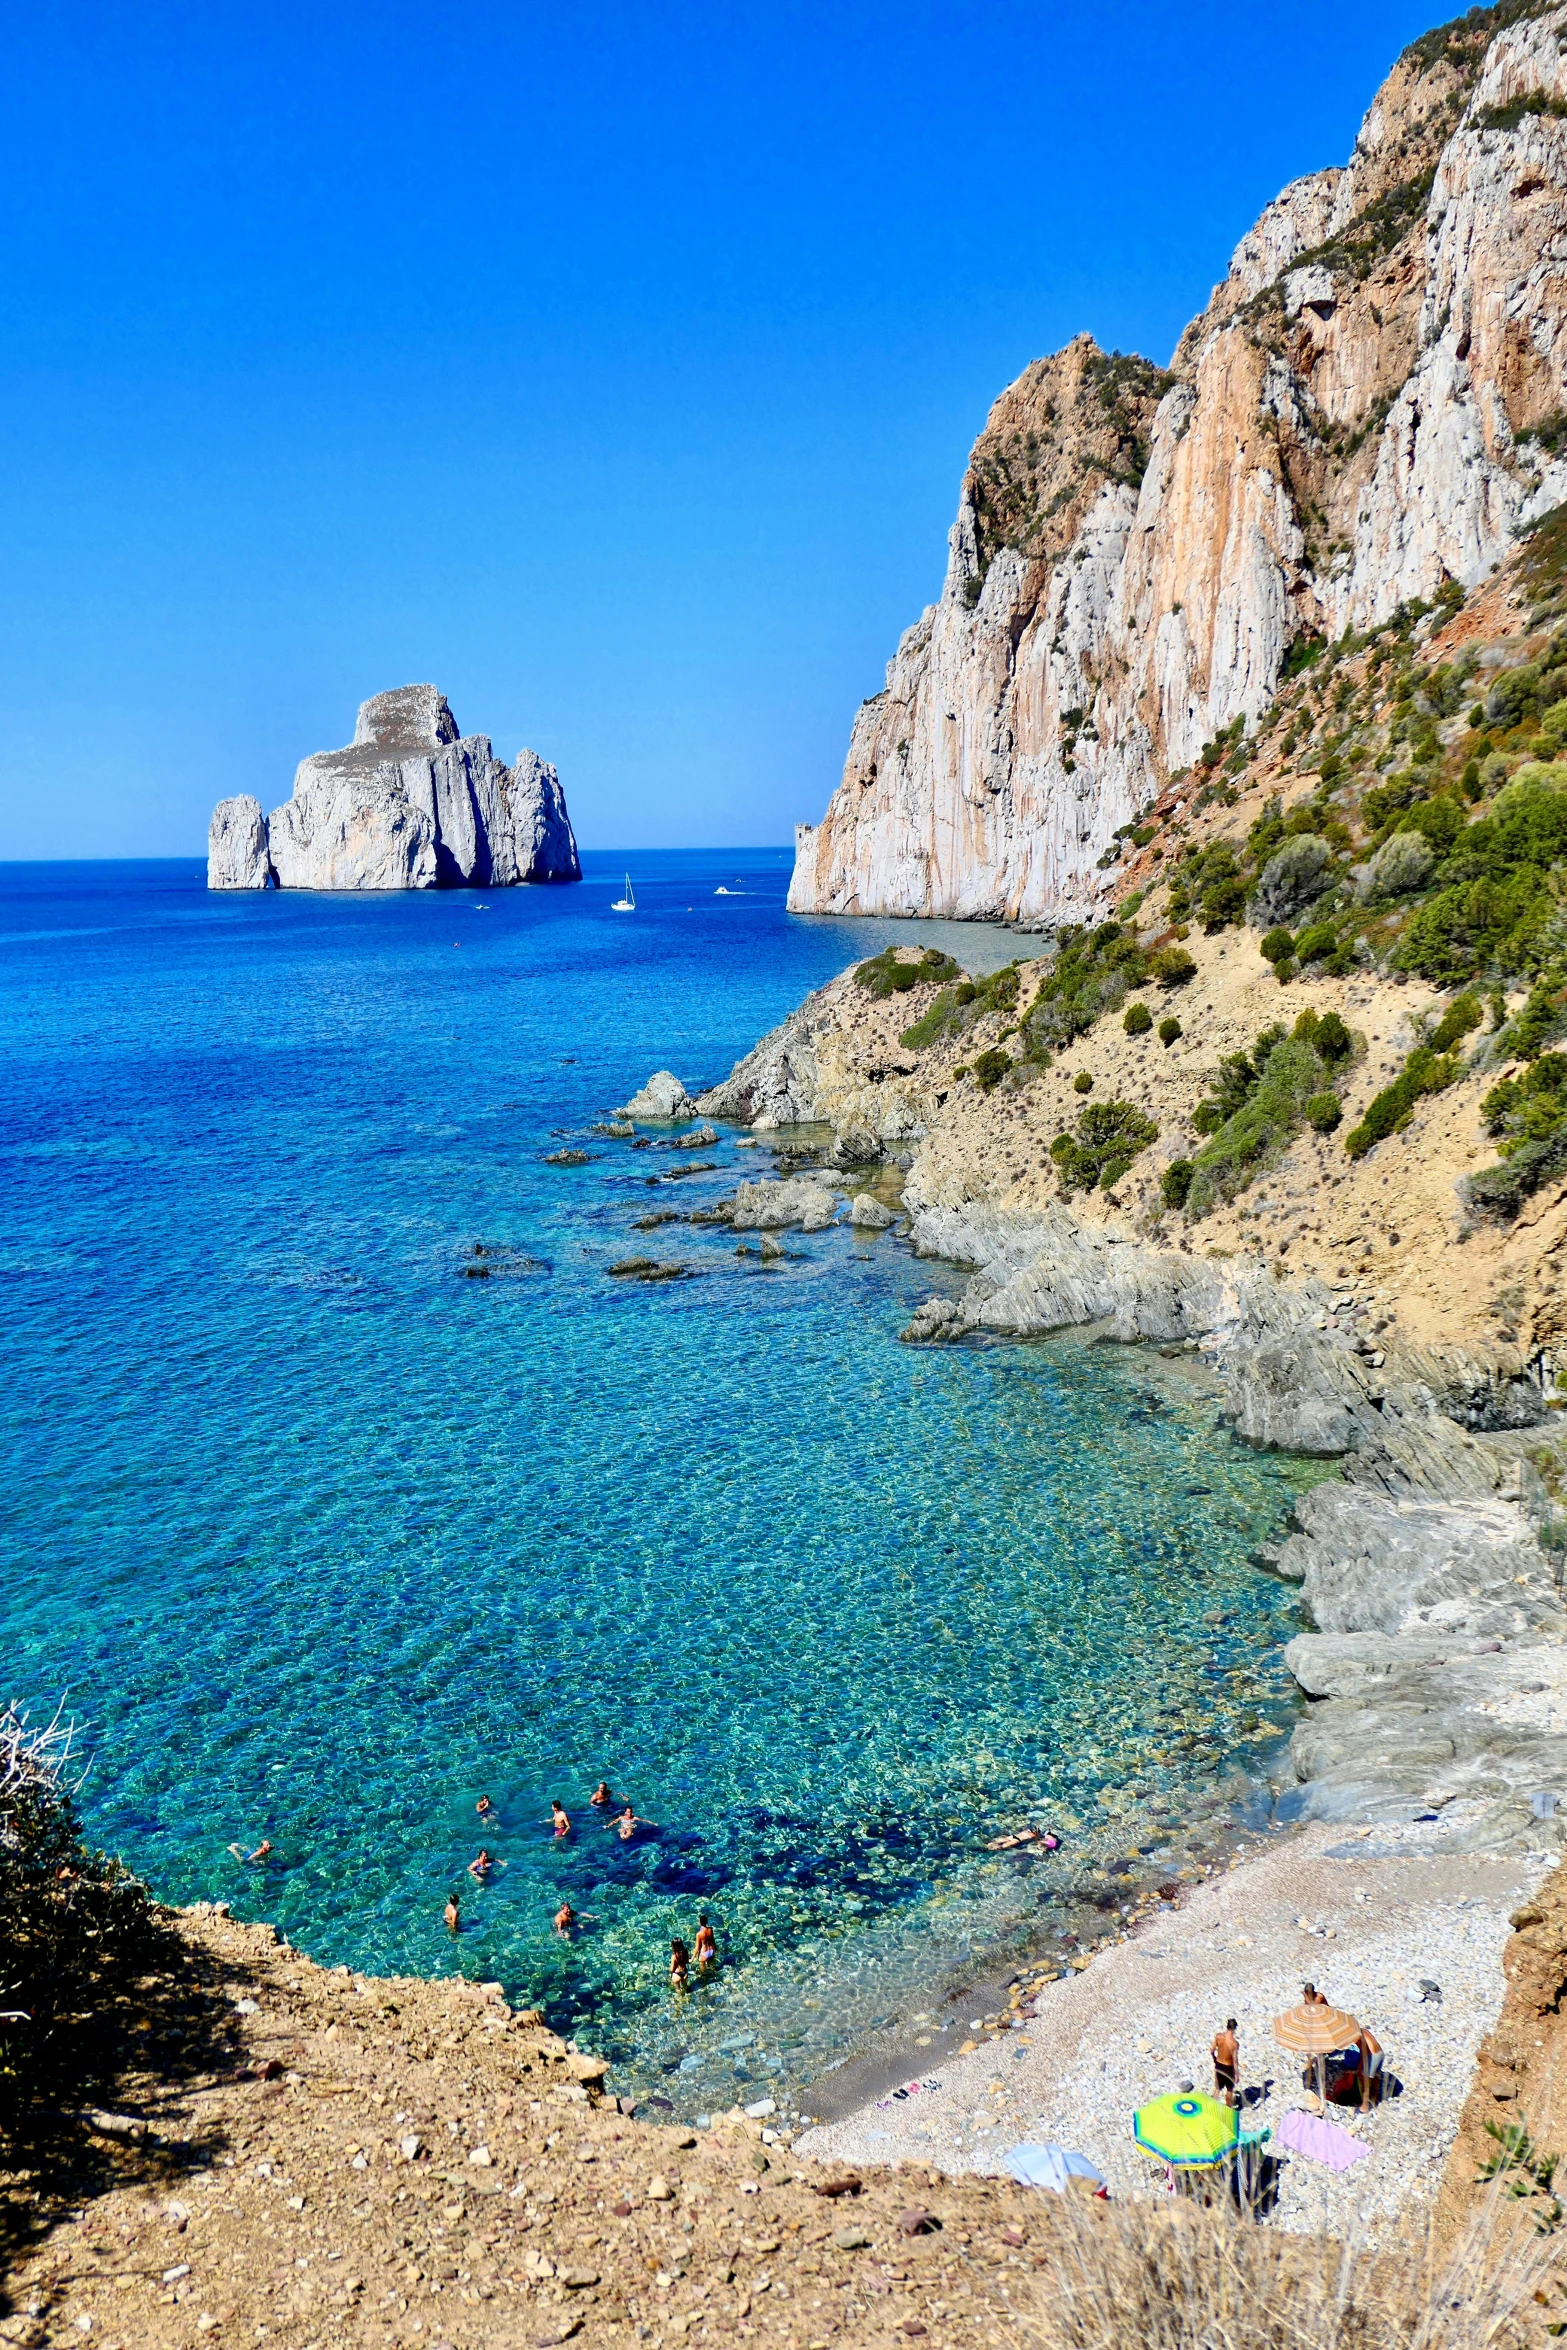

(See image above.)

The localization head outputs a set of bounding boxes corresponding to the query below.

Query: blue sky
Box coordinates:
[0,0,1440,859]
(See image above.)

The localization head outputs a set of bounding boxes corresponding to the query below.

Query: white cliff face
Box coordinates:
[206,685,581,892]
[790,4,1567,921]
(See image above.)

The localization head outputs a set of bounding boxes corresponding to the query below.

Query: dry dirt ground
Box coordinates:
[0,1906,1047,2350]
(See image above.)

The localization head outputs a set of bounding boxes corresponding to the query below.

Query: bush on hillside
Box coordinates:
[1123,1001,1152,1035]
[1050,1100,1158,1193]
[1024,925,1147,1051]
[855,945,960,998]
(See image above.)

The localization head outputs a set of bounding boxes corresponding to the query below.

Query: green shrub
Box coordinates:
[1272,956,1297,984]
[1024,923,1148,1051]
[1305,1092,1343,1132]
[1293,922,1338,963]
[971,1047,1012,1091]
[1123,1001,1153,1035]
[1429,991,1484,1053]
[1260,927,1295,965]
[1051,1099,1159,1192]
[1186,1035,1331,1212]
[900,987,957,1048]
[1294,1007,1353,1064]
[1151,945,1197,989]
[1158,1016,1182,1046]
[1161,1158,1195,1209]
[1073,1070,1094,1093]
[1500,975,1567,1059]
[1343,1043,1461,1159]
[855,945,960,997]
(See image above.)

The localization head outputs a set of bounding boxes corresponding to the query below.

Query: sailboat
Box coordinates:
[611,873,636,912]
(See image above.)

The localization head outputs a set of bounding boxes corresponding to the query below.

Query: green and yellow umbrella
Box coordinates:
[1132,2092,1240,2168]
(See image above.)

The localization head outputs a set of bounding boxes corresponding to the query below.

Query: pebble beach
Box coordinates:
[795,1821,1550,2240]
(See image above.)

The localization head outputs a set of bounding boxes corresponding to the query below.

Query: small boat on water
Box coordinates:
[611,874,636,912]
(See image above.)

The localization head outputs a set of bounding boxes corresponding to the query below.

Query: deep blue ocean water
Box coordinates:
[1,850,1321,2113]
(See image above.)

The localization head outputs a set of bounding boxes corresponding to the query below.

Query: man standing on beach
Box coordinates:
[1212,2018,1240,2107]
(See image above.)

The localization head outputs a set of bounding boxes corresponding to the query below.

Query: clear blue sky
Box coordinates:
[0,0,1441,859]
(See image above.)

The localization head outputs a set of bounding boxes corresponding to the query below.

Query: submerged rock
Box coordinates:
[207,685,580,892]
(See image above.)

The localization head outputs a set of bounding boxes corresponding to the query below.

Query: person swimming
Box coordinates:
[550,1799,571,1838]
[444,1892,461,1932]
[468,1848,496,1881]
[476,1795,494,1819]
[616,1803,642,1842]
[670,1937,690,1991]
[227,1839,273,1865]
[590,1781,614,1808]
[694,1913,717,1973]
[555,1900,576,1938]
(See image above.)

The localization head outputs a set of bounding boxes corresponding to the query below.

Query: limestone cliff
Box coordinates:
[207,685,580,891]
[790,2,1567,920]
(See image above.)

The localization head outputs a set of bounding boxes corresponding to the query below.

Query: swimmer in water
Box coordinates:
[616,1803,642,1842]
[670,1937,690,1991]
[227,1839,273,1865]
[476,1795,494,1819]
[468,1848,496,1881]
[555,1901,575,1938]
[590,1781,614,1808]
[444,1892,461,1932]
[550,1799,571,1839]
[694,1913,717,1974]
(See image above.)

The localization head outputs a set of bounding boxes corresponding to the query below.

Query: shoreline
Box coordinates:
[793,1819,1551,2238]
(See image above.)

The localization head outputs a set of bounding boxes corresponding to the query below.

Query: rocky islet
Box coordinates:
[207,684,580,891]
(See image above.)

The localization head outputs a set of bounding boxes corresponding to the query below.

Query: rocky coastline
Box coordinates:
[649,996,1567,1865]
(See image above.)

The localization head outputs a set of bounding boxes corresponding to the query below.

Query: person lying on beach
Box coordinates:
[468,1848,496,1881]
[227,1839,273,1865]
[670,1937,690,1991]
[1356,2024,1384,2112]
[551,1799,571,1838]
[616,1803,642,1841]
[590,1781,615,1808]
[444,1893,461,1932]
[555,1901,575,1938]
[476,1795,494,1819]
[1212,2018,1239,2107]
[694,1913,717,1973]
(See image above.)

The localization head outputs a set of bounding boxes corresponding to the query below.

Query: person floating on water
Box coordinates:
[444,1892,461,1933]
[468,1848,496,1881]
[694,1913,717,1974]
[670,1937,690,1991]
[550,1799,571,1839]
[590,1781,615,1809]
[227,1838,273,1866]
[616,1802,642,1842]
[555,1900,575,1938]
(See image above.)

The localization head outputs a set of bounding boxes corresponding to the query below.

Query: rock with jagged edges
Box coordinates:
[207,686,580,891]
[788,11,1567,921]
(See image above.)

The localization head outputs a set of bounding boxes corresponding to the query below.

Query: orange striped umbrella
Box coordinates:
[1273,2003,1359,2054]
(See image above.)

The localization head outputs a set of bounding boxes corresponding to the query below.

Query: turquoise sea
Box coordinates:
[1,850,1320,2115]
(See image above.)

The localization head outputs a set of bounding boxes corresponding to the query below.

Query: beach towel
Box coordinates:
[1276,2107,1368,2172]
[1004,2143,1104,2192]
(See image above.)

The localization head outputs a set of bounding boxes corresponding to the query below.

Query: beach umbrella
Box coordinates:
[1004,2143,1105,2193]
[1132,2092,1240,2168]
[1273,2001,1359,2105]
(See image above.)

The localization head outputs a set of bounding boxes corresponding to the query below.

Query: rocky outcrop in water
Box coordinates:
[207,686,580,891]
[789,8,1567,920]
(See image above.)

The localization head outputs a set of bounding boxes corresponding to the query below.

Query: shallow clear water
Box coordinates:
[0,851,1320,2111]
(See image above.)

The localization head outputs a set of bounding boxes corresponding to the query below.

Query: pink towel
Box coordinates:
[1277,2107,1368,2172]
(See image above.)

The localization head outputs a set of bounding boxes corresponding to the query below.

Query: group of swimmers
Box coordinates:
[443,1780,670,1943]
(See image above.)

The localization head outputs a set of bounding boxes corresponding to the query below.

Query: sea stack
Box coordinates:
[207,684,581,890]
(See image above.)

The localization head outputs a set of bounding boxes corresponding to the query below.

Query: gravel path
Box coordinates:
[795,1824,1548,2239]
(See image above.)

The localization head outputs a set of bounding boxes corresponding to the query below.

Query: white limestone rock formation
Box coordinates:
[619,1071,698,1121]
[208,795,274,890]
[790,6,1567,921]
[206,686,580,891]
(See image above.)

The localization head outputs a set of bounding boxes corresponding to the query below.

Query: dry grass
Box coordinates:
[1016,2191,1560,2350]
